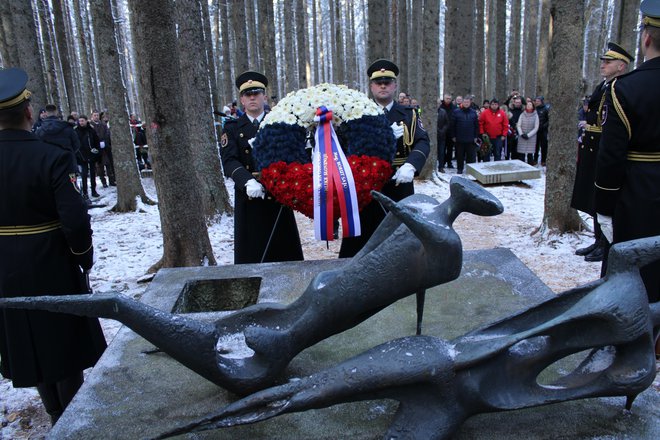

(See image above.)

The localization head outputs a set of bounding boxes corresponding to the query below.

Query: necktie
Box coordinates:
[383,107,389,116]
[253,118,260,129]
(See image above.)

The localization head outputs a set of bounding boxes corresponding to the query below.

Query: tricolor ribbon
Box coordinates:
[312,106,361,241]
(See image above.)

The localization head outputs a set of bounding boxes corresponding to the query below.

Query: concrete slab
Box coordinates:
[467,159,541,184]
[49,250,659,440]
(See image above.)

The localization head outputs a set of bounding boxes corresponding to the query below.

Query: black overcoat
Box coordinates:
[571,81,607,215]
[0,129,106,387]
[595,56,660,303]
[221,114,303,264]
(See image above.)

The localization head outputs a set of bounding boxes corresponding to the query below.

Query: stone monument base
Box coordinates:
[467,159,541,184]
[50,249,659,439]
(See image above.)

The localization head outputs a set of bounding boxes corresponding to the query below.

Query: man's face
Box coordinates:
[461,99,471,109]
[91,112,100,122]
[398,92,406,103]
[490,102,499,111]
[456,96,463,105]
[443,95,452,105]
[370,79,397,103]
[78,118,87,127]
[599,59,625,80]
[240,90,266,113]
[513,98,522,108]
[534,98,542,107]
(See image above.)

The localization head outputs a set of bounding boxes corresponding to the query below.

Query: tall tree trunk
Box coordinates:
[345,1,357,88]
[200,0,220,111]
[72,0,93,113]
[420,0,440,179]
[494,0,507,100]
[617,0,641,66]
[9,0,47,112]
[536,0,552,97]
[220,1,234,107]
[475,0,486,100]
[259,0,277,89]
[244,0,258,69]
[507,0,522,93]
[230,0,248,80]
[583,0,608,92]
[62,0,83,112]
[522,0,539,98]
[176,0,231,218]
[331,0,343,86]
[297,0,310,88]
[410,0,423,99]
[367,0,388,62]
[542,0,582,233]
[444,0,474,96]
[396,0,407,92]
[311,0,319,84]
[89,0,152,212]
[0,1,20,67]
[128,0,216,269]
[36,0,59,106]
[283,0,297,92]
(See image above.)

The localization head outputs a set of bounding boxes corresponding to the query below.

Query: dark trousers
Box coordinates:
[37,371,84,425]
[482,137,503,162]
[534,130,548,164]
[79,160,97,195]
[97,148,116,184]
[444,136,454,166]
[506,136,517,160]
[437,138,446,170]
[455,142,477,173]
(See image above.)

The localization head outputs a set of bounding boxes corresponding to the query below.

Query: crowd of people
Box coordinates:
[434,90,550,174]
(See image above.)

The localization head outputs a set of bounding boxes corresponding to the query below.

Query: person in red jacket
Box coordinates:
[478,98,509,161]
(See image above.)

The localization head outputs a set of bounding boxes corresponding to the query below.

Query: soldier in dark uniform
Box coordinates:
[339,59,430,258]
[221,71,303,264]
[0,68,106,424]
[595,0,660,309]
[572,42,633,263]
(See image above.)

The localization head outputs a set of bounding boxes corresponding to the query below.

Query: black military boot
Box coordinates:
[575,240,599,256]
[584,239,607,262]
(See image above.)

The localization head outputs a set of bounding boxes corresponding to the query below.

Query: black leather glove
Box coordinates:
[521,133,529,140]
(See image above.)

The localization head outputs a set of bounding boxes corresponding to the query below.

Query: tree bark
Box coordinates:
[410,0,423,99]
[72,0,93,113]
[367,0,389,63]
[331,0,343,85]
[507,0,522,93]
[244,0,258,69]
[345,1,357,88]
[200,0,220,111]
[419,0,440,180]
[475,0,486,100]
[35,0,60,106]
[282,0,297,92]
[536,0,552,97]
[618,0,641,67]
[220,0,234,107]
[522,0,539,98]
[297,0,310,88]
[494,0,507,100]
[175,0,231,218]
[230,0,248,80]
[396,0,407,92]
[444,0,474,96]
[258,0,277,89]
[128,0,216,269]
[0,1,20,68]
[89,0,152,212]
[543,0,583,232]
[9,0,47,112]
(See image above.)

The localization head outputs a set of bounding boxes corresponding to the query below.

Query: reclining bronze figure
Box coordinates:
[156,236,660,440]
[0,177,504,394]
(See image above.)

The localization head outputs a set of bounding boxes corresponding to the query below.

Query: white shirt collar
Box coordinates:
[247,112,265,124]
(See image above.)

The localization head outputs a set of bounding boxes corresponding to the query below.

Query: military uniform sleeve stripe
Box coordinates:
[594,182,620,191]
[611,80,632,139]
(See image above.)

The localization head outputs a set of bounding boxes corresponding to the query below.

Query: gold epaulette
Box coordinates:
[627,151,660,162]
[392,158,408,167]
[0,220,61,236]
[611,79,632,139]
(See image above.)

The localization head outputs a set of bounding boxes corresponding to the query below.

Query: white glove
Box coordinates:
[392,163,416,185]
[245,179,265,199]
[390,122,404,139]
[597,213,613,243]
[99,141,106,149]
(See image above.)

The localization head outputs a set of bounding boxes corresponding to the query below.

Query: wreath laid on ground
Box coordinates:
[252,83,396,225]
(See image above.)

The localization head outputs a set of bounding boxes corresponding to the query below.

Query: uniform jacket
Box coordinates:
[386,102,430,173]
[0,129,106,386]
[221,113,303,264]
[452,107,479,143]
[479,108,509,138]
[595,56,660,302]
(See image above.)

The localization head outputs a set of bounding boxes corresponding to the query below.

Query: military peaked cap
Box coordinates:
[600,42,634,64]
[641,0,660,27]
[235,71,268,95]
[367,59,399,82]
[0,68,31,110]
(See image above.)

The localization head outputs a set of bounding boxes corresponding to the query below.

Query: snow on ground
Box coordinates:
[1,166,656,438]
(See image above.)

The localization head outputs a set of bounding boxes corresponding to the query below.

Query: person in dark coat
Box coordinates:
[0,68,107,424]
[221,71,303,264]
[439,94,457,169]
[595,0,660,307]
[533,96,549,165]
[339,59,430,257]
[451,97,480,174]
[437,102,449,172]
[35,103,81,158]
[90,110,116,187]
[76,115,101,199]
[572,42,633,263]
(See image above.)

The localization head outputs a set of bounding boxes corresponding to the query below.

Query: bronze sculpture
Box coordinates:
[156,236,660,439]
